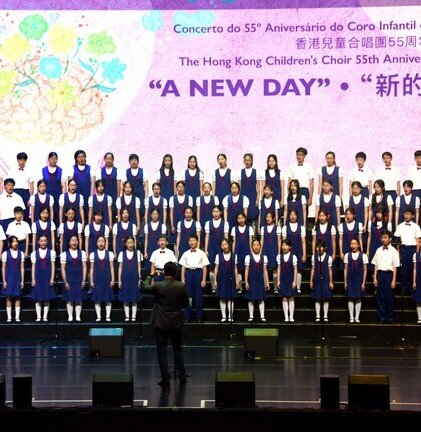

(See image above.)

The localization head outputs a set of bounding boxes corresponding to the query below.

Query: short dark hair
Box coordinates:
[164,262,177,278]
[315,239,326,248]
[381,230,392,239]
[4,178,15,186]
[14,206,24,214]
[414,150,421,158]
[404,207,415,216]
[129,153,139,162]
[403,180,414,188]
[188,234,199,241]
[382,151,392,159]
[355,152,366,160]
[296,147,307,155]
[17,152,28,160]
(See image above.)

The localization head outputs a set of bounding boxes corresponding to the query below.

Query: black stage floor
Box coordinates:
[0,336,420,411]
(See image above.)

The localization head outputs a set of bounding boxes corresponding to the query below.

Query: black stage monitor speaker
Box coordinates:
[348,374,390,410]
[13,375,32,409]
[320,375,340,409]
[0,374,5,408]
[92,373,134,408]
[244,328,278,358]
[89,328,124,358]
[215,372,255,408]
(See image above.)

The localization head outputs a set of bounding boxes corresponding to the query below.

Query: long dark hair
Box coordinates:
[160,154,174,176]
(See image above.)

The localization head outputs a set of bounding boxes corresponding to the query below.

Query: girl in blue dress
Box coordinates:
[84,210,110,256]
[223,181,249,229]
[315,179,341,229]
[348,181,369,233]
[90,236,115,322]
[2,236,24,322]
[205,205,229,293]
[176,206,201,259]
[59,207,83,254]
[145,182,167,225]
[260,211,281,293]
[32,206,56,251]
[371,179,393,221]
[31,235,56,322]
[42,151,64,226]
[214,238,239,322]
[310,240,334,322]
[157,154,176,202]
[196,182,219,231]
[112,208,137,256]
[339,208,363,260]
[245,239,270,322]
[231,212,254,293]
[29,179,54,223]
[213,153,231,202]
[265,154,283,204]
[98,152,120,217]
[117,236,142,322]
[88,180,113,228]
[59,178,84,226]
[277,239,298,322]
[71,150,93,217]
[284,179,307,228]
[240,153,259,224]
[60,235,87,322]
[143,208,166,272]
[282,209,306,294]
[258,184,279,228]
[312,209,337,258]
[344,238,368,323]
[116,181,141,231]
[126,153,147,220]
[412,241,421,324]
[169,180,193,243]
[183,155,203,203]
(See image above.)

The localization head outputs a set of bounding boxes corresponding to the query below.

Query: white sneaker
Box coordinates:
[228,318,233,322]
[96,317,101,322]
[297,289,301,294]
[36,318,41,323]
[289,318,295,323]
[355,319,360,323]
[417,319,421,324]
[43,318,48,322]
[349,318,355,323]
[131,317,136,322]
[75,317,81,322]
[315,317,320,323]
[15,318,20,323]
[324,317,329,323]
[106,317,111,322]
[284,318,290,322]
[6,318,11,323]
[261,317,266,322]
[221,317,227,323]
[248,317,253,322]
[125,317,130,322]
[68,317,73,322]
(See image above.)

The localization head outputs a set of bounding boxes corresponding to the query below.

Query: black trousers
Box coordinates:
[155,327,186,380]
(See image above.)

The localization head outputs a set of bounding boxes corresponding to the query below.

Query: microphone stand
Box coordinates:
[228,251,236,341]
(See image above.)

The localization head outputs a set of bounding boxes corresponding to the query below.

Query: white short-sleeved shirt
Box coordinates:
[204,219,229,234]
[407,166,421,190]
[281,223,306,238]
[371,245,400,269]
[149,248,178,269]
[38,166,64,183]
[0,225,6,241]
[349,195,370,207]
[88,194,113,208]
[60,249,87,263]
[177,220,201,233]
[241,168,264,181]
[318,193,342,207]
[373,194,394,207]
[318,166,344,177]
[395,195,420,209]
[276,252,298,266]
[30,248,57,263]
[312,223,337,236]
[58,192,84,207]
[31,220,57,233]
[259,197,280,210]
[2,250,24,262]
[196,195,220,207]
[169,195,194,208]
[58,221,83,235]
[394,221,421,246]
[178,169,204,182]
[222,195,250,209]
[112,222,138,236]
[144,196,168,209]
[338,221,363,235]
[8,167,33,189]
[84,223,110,238]
[211,167,230,182]
[179,248,210,268]
[215,252,238,266]
[143,221,166,235]
[28,193,54,208]
[349,166,374,188]
[95,167,123,181]
[116,195,140,210]
[288,162,314,189]
[343,252,369,265]
[0,192,25,220]
[117,250,142,263]
[230,225,254,237]
[369,220,392,233]
[265,168,284,181]
[245,253,268,266]
[89,250,114,262]
[122,167,148,184]
[260,225,282,237]
[413,252,421,263]
[284,195,306,206]
[375,166,401,191]
[311,253,333,266]
[6,220,31,240]
[153,168,176,183]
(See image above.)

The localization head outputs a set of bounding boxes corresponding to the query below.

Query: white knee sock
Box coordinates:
[248,301,254,318]
[105,303,111,319]
[348,301,354,319]
[323,301,329,319]
[35,302,42,320]
[95,303,101,319]
[124,303,130,319]
[258,301,265,319]
[131,304,137,319]
[75,304,82,320]
[315,301,321,318]
[6,307,12,320]
[296,273,302,292]
[417,305,421,321]
[66,302,73,319]
[15,306,21,320]
[237,273,243,290]
[219,299,226,319]
[355,302,362,320]
[289,300,295,320]
[227,300,234,319]
[210,272,215,291]
[282,300,289,320]
[43,302,49,320]
[273,273,278,291]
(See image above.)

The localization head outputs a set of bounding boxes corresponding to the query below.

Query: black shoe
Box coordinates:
[157,379,170,388]
[196,318,203,323]
[179,376,187,385]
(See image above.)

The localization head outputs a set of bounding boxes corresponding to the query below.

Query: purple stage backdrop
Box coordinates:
[0,2,419,192]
